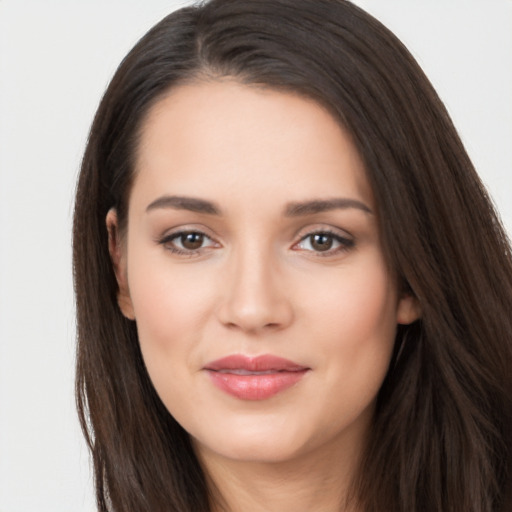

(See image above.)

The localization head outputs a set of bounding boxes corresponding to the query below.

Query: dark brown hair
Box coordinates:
[73,1,512,510]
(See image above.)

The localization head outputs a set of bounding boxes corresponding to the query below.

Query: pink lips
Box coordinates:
[203,354,309,400]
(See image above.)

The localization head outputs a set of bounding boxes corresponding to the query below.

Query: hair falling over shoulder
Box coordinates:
[73,1,512,510]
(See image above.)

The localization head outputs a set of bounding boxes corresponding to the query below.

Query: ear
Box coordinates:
[106,208,135,320]
[396,293,421,325]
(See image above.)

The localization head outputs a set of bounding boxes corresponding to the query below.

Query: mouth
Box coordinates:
[203,354,310,400]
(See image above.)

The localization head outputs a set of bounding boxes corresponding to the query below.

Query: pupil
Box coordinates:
[311,234,333,251]
[182,233,203,250]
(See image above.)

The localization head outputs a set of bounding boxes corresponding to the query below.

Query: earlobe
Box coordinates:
[106,208,135,320]
[396,294,421,325]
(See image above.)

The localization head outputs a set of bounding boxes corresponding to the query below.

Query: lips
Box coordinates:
[203,354,309,400]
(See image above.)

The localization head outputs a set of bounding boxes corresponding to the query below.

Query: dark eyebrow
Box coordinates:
[284,198,373,216]
[146,195,221,215]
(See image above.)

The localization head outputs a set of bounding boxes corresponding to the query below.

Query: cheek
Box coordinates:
[302,254,398,383]
[126,249,217,361]
[309,258,397,339]
[295,258,398,437]
[126,259,218,414]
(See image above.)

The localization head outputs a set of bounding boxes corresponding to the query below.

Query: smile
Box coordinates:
[204,354,310,400]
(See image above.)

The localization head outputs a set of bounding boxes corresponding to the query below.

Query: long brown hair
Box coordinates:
[73,1,512,510]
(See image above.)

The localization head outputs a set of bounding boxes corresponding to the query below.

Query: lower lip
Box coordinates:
[206,370,308,400]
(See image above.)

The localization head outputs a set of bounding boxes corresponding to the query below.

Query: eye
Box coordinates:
[159,230,218,255]
[294,230,354,255]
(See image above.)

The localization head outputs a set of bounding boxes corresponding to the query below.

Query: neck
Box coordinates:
[197,435,363,512]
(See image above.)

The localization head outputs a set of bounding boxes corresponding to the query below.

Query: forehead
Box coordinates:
[132,80,373,213]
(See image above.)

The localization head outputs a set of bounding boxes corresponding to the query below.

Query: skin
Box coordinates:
[108,80,420,512]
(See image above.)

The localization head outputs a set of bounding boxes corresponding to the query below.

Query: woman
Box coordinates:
[72,0,512,510]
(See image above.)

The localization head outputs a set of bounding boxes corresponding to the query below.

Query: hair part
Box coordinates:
[73,1,512,510]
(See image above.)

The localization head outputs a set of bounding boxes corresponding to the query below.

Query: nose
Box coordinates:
[215,244,294,334]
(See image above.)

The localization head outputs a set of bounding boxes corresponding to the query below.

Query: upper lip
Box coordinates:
[204,354,309,372]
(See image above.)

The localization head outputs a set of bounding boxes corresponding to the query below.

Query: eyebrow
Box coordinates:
[145,195,373,216]
[284,198,373,216]
[146,195,221,215]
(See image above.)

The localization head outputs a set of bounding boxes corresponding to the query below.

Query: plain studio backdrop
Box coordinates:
[0,1,510,511]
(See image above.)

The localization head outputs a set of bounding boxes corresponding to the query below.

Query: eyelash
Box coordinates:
[158,228,355,257]
[294,229,355,257]
[158,230,218,257]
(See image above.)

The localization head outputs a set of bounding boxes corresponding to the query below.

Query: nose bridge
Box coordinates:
[217,235,293,333]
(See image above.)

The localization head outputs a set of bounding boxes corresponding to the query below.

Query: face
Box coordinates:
[108,81,419,467]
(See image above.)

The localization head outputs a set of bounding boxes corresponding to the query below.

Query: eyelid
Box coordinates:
[157,226,221,256]
[293,223,354,241]
[155,223,355,257]
[291,225,355,256]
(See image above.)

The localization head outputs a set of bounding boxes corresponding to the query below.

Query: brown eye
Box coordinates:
[159,230,217,255]
[310,233,333,251]
[294,230,355,256]
[180,232,204,250]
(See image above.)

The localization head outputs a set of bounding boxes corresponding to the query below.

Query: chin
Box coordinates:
[199,437,306,465]
[190,417,322,465]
